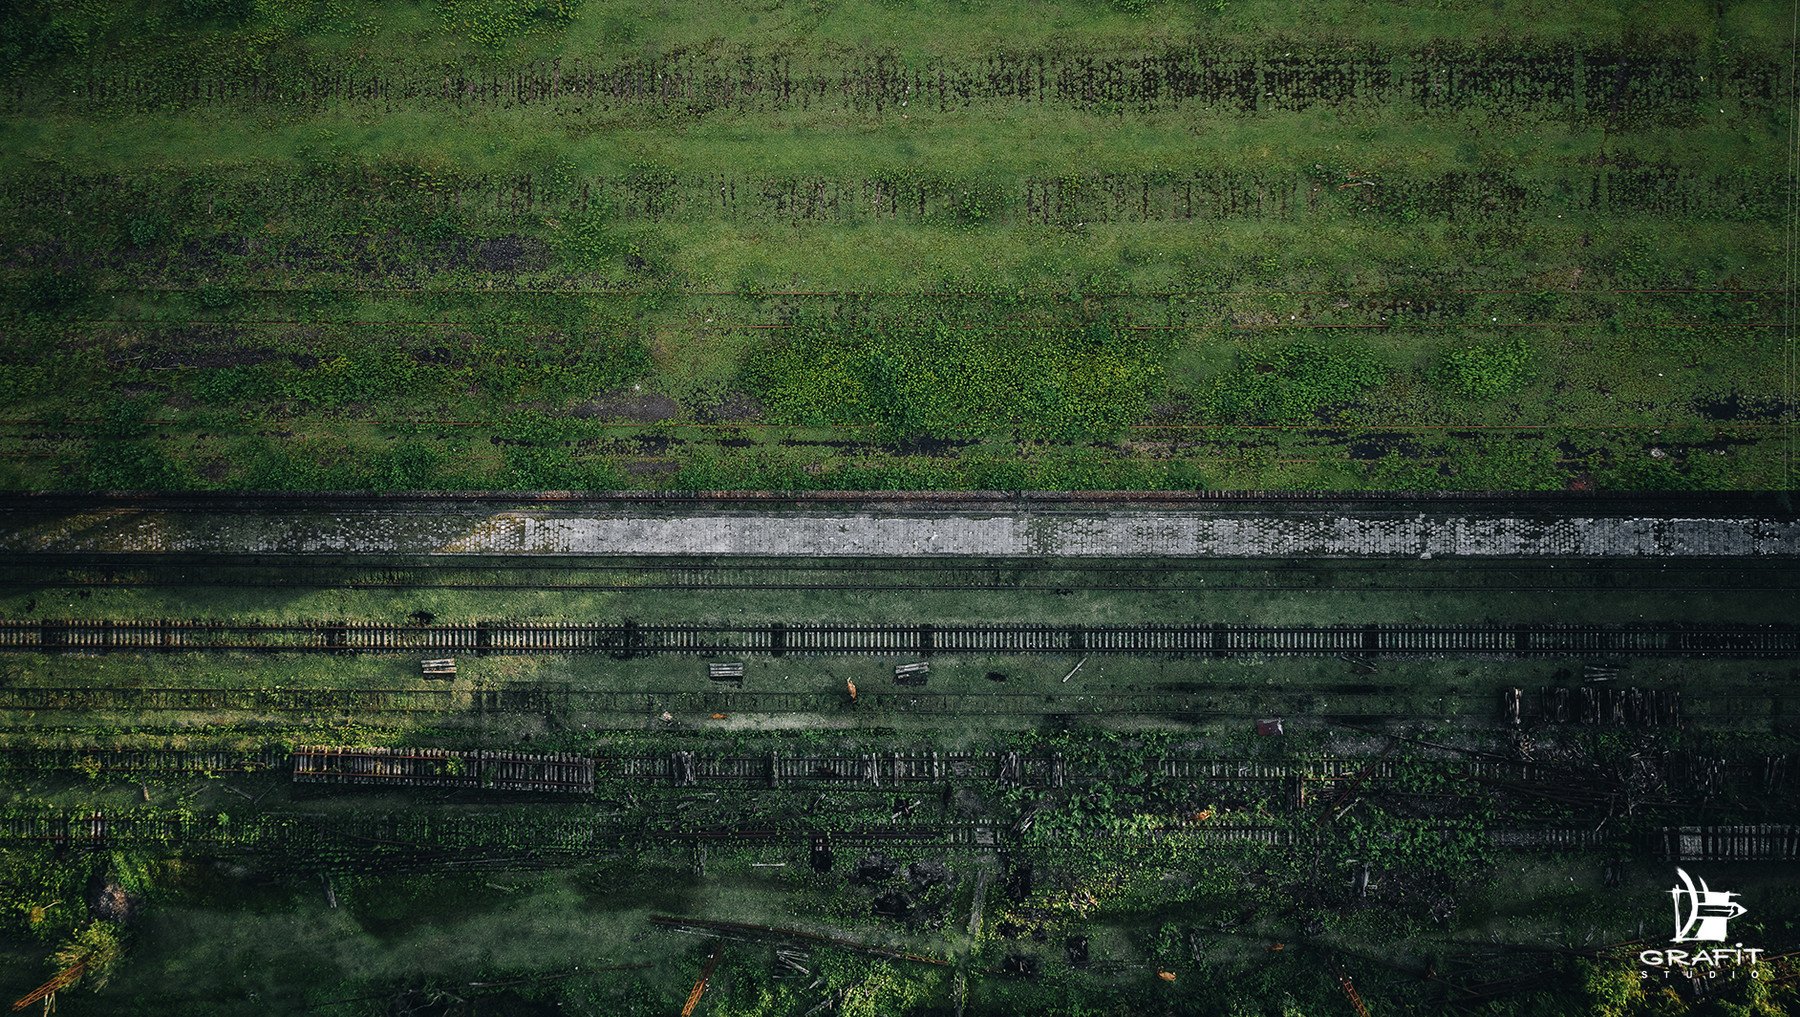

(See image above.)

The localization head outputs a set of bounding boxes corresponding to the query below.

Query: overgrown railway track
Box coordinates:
[3,746,1786,789]
[0,679,1779,722]
[0,806,1791,863]
[0,683,1471,718]
[2,744,1794,868]
[9,557,1797,595]
[3,619,1795,656]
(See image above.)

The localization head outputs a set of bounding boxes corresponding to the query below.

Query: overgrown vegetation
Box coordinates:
[1206,341,1387,423]
[1439,337,1536,400]
[746,308,1168,442]
[0,1,1793,999]
[0,0,1788,492]
[5,727,1794,1014]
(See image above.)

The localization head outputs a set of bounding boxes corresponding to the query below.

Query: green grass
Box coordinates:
[0,1,1791,490]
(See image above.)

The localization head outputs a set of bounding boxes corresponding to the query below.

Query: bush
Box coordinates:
[556,213,619,269]
[0,2,110,71]
[502,444,575,489]
[437,0,583,47]
[1438,338,1534,399]
[745,310,1167,442]
[52,921,125,991]
[1207,342,1386,423]
[385,443,442,489]
[942,179,1010,227]
[125,213,169,247]
[825,955,940,1017]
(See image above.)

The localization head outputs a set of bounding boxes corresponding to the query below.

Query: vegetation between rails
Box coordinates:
[0,0,1791,492]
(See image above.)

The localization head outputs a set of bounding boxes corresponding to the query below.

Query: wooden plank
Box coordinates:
[11,961,85,1012]
[679,944,724,1017]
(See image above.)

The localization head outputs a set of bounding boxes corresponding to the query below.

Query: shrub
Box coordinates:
[1438,338,1534,399]
[52,921,125,991]
[942,179,1009,227]
[557,213,619,269]
[386,443,442,489]
[502,444,575,489]
[745,311,1167,442]
[437,0,583,47]
[0,2,111,71]
[1207,342,1385,423]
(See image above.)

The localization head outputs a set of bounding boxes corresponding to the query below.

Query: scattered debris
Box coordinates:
[894,662,930,687]
[1060,657,1088,683]
[680,944,724,1017]
[872,889,914,918]
[851,853,898,885]
[1002,954,1041,978]
[775,947,812,978]
[907,860,949,889]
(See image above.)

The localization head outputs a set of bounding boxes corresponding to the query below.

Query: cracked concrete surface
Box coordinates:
[0,505,1794,557]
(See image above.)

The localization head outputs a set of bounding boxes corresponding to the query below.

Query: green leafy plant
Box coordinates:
[436,0,582,47]
[1207,341,1386,423]
[51,920,125,991]
[1438,338,1535,399]
[745,307,1168,442]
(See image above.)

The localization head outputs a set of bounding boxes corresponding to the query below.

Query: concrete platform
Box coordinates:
[0,494,1794,558]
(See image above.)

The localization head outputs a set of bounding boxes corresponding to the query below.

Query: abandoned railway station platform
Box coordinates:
[0,492,1795,560]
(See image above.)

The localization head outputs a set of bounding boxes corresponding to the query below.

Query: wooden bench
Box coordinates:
[708,662,745,687]
[421,658,456,677]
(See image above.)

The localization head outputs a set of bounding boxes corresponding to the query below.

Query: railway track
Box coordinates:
[0,746,283,774]
[0,683,1782,722]
[4,619,1797,656]
[7,746,1794,802]
[12,557,1793,573]
[8,558,1796,595]
[292,746,595,794]
[0,746,1503,784]
[0,805,1790,863]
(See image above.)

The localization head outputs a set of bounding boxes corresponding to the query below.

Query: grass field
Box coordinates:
[3,4,1799,1016]
[0,0,1792,491]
